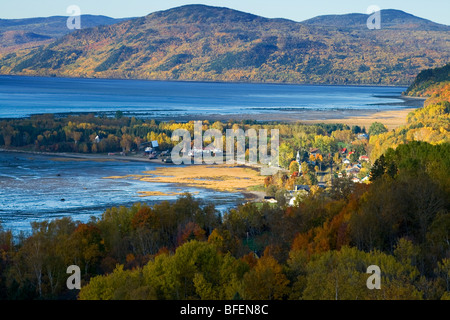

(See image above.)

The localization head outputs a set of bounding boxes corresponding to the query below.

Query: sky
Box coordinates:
[0,0,449,25]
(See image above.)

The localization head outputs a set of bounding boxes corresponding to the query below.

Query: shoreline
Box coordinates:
[0,148,267,202]
[299,107,418,130]
[152,106,418,130]
[0,148,166,164]
[0,73,414,88]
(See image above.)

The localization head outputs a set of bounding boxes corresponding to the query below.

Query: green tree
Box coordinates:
[437,258,450,293]
[275,189,288,207]
[115,111,124,119]
[368,122,388,136]
[369,154,387,181]
[79,264,149,300]
[302,246,422,300]
[279,142,294,169]
[142,240,246,300]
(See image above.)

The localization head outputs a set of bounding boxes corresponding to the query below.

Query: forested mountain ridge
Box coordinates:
[303,9,450,30]
[0,5,449,85]
[0,15,129,53]
[405,63,450,105]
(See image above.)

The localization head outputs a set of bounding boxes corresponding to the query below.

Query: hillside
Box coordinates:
[0,5,449,85]
[0,31,53,51]
[369,64,450,161]
[405,63,450,102]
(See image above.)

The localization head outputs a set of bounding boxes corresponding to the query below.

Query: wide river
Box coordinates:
[0,75,415,119]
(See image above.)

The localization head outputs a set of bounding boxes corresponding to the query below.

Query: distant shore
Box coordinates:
[299,107,418,130]
[2,106,418,131]
[0,74,417,88]
[148,95,425,130]
[155,108,420,131]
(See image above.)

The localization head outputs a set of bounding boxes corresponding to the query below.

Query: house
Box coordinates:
[144,146,153,154]
[347,167,360,176]
[203,146,223,155]
[294,185,310,192]
[203,145,215,155]
[343,158,351,165]
[141,140,160,153]
[188,147,203,157]
[359,155,370,162]
[309,148,320,156]
[151,140,159,148]
[289,185,311,206]
[288,197,297,206]
[357,133,369,140]
[94,135,101,143]
[264,196,277,204]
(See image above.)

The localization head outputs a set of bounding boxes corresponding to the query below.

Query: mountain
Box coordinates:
[0,30,52,47]
[302,9,450,31]
[0,15,129,52]
[0,4,449,85]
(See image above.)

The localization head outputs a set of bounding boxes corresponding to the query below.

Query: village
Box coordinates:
[263,132,372,207]
[99,128,373,208]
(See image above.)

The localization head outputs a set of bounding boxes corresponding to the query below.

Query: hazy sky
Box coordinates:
[1,0,449,25]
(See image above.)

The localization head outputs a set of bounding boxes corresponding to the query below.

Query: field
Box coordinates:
[104,163,266,193]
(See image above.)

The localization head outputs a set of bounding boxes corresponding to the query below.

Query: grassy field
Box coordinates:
[104,163,266,193]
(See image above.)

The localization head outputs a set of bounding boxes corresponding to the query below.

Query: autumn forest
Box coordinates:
[0,4,449,302]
